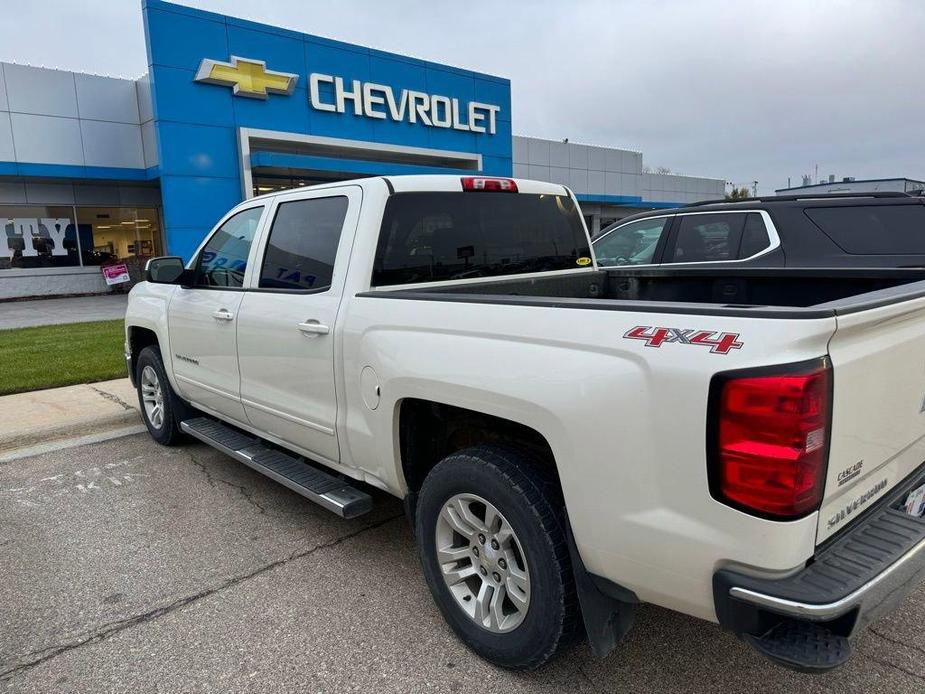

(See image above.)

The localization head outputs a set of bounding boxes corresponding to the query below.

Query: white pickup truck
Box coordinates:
[126,175,925,673]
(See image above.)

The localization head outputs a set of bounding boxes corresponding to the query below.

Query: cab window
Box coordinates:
[195,207,263,288]
[373,192,589,286]
[259,196,349,291]
[592,217,669,266]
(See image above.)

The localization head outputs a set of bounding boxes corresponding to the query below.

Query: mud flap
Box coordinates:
[564,514,637,657]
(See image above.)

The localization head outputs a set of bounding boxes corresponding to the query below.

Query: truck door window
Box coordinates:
[194,206,263,287]
[738,213,771,259]
[666,213,746,264]
[372,192,589,287]
[592,217,668,266]
[259,196,349,291]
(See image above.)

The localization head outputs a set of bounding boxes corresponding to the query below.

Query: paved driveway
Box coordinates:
[1,434,923,692]
[0,294,128,330]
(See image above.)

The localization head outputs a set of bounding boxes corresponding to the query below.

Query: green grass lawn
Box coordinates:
[0,319,126,396]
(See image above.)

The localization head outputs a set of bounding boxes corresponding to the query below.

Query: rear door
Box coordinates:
[236,186,361,464]
[819,294,925,542]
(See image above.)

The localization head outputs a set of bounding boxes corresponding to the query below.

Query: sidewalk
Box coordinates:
[0,294,128,330]
[0,378,140,454]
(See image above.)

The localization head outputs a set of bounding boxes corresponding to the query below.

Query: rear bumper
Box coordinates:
[714,464,925,668]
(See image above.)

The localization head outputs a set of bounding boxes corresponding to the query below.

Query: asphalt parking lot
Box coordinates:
[1,433,924,693]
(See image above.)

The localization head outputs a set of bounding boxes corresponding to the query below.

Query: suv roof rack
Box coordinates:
[686,191,912,207]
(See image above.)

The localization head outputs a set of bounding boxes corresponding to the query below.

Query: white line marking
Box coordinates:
[0,425,147,464]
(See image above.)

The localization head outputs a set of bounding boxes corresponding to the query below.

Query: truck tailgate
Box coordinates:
[820,295,925,543]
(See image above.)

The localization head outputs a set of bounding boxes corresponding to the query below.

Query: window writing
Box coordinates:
[259,196,349,291]
[195,206,263,288]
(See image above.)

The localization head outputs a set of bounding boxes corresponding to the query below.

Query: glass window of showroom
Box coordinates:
[0,205,163,270]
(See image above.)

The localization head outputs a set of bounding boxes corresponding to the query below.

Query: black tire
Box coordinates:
[415,445,579,670]
[135,345,188,446]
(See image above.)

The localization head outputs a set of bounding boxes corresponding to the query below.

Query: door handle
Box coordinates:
[298,320,330,335]
[212,309,235,321]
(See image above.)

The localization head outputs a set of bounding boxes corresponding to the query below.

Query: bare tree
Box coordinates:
[725,186,751,200]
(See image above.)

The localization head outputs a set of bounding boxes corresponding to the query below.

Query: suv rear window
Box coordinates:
[805,204,925,254]
[372,192,590,286]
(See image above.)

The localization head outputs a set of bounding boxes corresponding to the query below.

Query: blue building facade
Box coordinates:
[0,1,724,299]
[143,0,512,260]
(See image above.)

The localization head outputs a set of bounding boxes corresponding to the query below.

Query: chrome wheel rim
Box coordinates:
[435,493,531,633]
[140,365,165,430]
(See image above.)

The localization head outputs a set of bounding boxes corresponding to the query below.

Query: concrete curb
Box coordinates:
[0,378,142,454]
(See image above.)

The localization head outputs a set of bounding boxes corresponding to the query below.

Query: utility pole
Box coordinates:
[752,180,758,198]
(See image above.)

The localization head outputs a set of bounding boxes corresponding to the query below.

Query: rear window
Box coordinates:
[805,204,925,254]
[372,192,590,287]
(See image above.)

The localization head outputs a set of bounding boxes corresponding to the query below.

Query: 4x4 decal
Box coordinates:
[623,326,743,355]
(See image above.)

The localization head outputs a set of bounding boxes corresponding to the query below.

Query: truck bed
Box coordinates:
[369,267,925,318]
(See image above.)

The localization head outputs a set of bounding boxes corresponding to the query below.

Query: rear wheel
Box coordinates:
[416,445,578,670]
[136,346,186,446]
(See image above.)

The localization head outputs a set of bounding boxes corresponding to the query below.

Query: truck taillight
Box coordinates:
[709,359,831,519]
[461,177,518,192]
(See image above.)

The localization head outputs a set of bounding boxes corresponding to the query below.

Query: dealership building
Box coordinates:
[0,0,724,299]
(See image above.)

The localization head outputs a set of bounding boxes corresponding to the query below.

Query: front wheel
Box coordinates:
[415,445,578,670]
[135,346,186,446]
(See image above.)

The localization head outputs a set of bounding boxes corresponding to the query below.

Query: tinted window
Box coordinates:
[259,197,349,291]
[667,213,746,263]
[195,207,263,287]
[373,192,590,286]
[738,213,771,258]
[593,217,668,266]
[805,205,925,254]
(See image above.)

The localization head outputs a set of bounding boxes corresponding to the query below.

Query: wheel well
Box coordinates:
[128,326,159,383]
[398,398,562,497]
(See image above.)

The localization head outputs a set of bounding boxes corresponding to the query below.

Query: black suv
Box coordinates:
[592,192,925,268]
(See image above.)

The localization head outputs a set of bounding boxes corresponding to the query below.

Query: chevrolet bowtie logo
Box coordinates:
[194,56,298,99]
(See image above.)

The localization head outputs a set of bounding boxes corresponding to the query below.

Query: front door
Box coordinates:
[168,205,266,423]
[237,187,360,464]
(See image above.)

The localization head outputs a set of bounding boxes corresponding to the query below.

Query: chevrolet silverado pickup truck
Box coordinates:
[126,175,925,673]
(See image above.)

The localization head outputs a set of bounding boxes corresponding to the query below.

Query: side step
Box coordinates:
[744,620,852,673]
[180,417,372,519]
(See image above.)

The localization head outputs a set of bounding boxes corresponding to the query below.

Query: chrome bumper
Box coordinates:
[715,464,925,638]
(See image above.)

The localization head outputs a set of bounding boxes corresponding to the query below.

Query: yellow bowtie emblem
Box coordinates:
[194,56,298,99]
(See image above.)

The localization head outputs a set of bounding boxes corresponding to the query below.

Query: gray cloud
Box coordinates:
[1,0,922,193]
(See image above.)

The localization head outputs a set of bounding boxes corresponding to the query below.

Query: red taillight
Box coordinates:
[461,177,518,192]
[710,361,831,519]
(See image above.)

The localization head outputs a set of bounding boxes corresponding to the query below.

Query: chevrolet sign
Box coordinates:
[194,56,501,134]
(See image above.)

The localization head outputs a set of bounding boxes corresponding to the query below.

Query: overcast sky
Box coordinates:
[1,0,922,194]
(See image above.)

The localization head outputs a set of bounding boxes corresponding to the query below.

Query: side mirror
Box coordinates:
[145,256,187,284]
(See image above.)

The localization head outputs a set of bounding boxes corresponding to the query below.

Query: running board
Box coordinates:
[180,417,372,519]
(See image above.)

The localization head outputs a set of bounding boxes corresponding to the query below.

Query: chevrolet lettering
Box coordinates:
[194,56,502,134]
